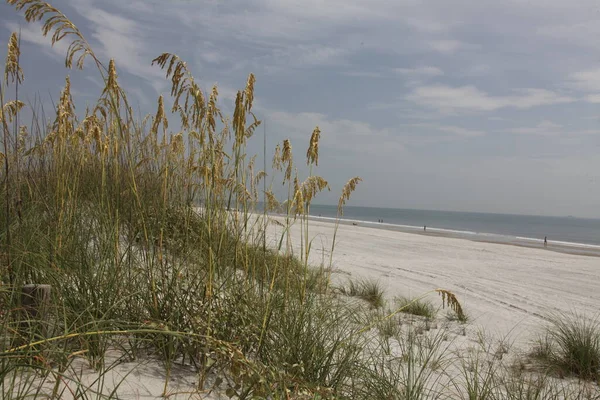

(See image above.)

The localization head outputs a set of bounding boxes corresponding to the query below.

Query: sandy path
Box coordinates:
[265,216,600,346]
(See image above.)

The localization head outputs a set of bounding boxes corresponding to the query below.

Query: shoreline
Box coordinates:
[278,213,600,258]
[265,213,600,346]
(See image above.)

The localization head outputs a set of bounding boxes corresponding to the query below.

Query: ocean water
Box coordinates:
[282,204,600,251]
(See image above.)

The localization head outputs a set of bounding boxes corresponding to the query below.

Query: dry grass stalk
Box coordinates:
[7,0,99,70]
[293,175,329,215]
[151,95,168,137]
[4,32,23,84]
[282,139,293,183]
[338,177,362,215]
[1,100,25,124]
[306,126,321,166]
[151,53,207,129]
[435,289,465,320]
[272,143,282,171]
[264,190,280,212]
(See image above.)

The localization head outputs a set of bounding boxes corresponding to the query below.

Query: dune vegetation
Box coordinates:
[1,1,600,398]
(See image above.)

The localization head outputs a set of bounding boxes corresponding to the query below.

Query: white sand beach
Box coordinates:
[266,215,600,347]
[34,214,600,399]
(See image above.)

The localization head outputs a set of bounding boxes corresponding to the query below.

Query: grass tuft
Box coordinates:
[532,312,600,381]
[337,278,385,309]
[395,296,437,319]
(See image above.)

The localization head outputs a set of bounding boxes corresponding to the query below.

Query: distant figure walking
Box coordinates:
[424,225,426,232]
[544,236,547,247]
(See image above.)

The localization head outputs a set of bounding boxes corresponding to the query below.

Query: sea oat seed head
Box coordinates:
[306,126,321,166]
[338,177,362,215]
[5,32,24,84]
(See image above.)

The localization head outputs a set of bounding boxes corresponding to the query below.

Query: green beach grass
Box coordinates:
[1,1,600,398]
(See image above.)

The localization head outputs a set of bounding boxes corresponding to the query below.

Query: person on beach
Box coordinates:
[424,225,426,232]
[544,236,547,247]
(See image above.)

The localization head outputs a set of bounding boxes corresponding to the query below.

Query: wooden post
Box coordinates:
[20,284,51,341]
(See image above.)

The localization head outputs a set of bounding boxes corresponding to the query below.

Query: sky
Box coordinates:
[1,0,600,218]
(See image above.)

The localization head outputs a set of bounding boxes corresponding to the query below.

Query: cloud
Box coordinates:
[506,120,600,137]
[342,70,386,78]
[3,0,600,217]
[406,85,575,112]
[266,110,403,155]
[394,66,444,76]
[404,17,450,33]
[414,123,484,138]
[342,66,443,80]
[59,1,172,94]
[507,120,563,136]
[428,40,475,54]
[567,68,600,103]
[398,122,485,146]
[585,94,600,103]
[4,21,69,62]
[568,68,600,92]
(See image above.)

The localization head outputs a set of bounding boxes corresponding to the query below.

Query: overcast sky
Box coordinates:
[2,0,600,218]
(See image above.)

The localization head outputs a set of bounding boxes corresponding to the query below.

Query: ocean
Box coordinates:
[267,204,600,255]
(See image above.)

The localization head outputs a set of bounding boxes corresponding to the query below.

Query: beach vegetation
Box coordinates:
[1,1,596,398]
[337,278,385,309]
[395,296,437,319]
[531,312,600,381]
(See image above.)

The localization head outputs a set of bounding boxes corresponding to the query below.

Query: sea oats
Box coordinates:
[436,289,465,321]
[151,95,168,137]
[306,126,321,166]
[244,73,256,112]
[4,32,23,84]
[293,175,329,215]
[171,132,184,155]
[207,85,218,143]
[152,53,206,128]
[53,76,75,135]
[272,143,282,171]
[264,190,280,212]
[282,139,293,183]
[255,170,267,184]
[244,114,261,141]
[338,177,362,216]
[8,0,99,69]
[1,100,25,124]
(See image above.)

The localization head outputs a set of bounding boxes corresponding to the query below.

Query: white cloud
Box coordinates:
[507,120,563,136]
[428,40,474,54]
[585,94,600,103]
[404,123,485,142]
[404,17,450,33]
[506,120,600,137]
[267,110,403,154]
[395,66,444,76]
[65,2,170,93]
[342,70,386,78]
[464,64,491,77]
[567,69,600,103]
[407,85,575,112]
[4,21,69,62]
[279,45,349,68]
[568,68,600,92]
